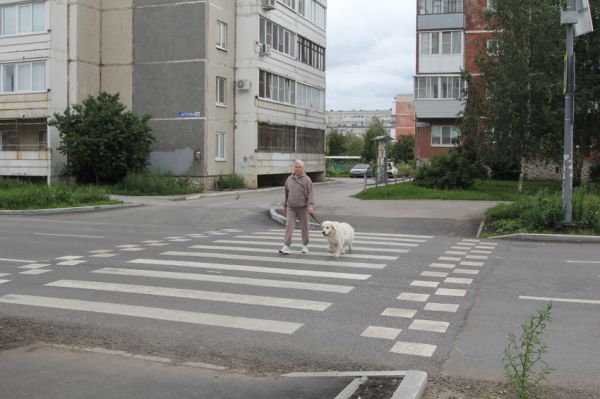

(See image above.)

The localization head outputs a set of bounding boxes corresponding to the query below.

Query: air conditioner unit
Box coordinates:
[262,0,276,10]
[236,79,251,91]
[259,43,271,56]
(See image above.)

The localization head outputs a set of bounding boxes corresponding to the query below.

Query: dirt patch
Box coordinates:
[422,376,600,399]
[350,377,402,399]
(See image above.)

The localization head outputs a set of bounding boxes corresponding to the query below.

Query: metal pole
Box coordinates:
[563,0,576,223]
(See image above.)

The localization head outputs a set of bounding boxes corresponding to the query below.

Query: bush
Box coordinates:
[486,187,600,234]
[216,174,246,190]
[0,181,112,210]
[414,152,486,189]
[111,171,201,196]
[397,161,416,177]
[326,164,352,177]
[589,160,600,181]
[49,92,154,184]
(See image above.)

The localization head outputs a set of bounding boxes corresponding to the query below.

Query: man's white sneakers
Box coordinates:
[279,245,291,255]
[301,245,309,254]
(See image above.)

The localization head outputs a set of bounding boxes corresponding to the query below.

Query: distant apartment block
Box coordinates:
[0,0,327,188]
[326,109,395,137]
[414,0,490,162]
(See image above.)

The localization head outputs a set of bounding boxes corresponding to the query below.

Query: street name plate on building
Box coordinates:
[178,112,201,117]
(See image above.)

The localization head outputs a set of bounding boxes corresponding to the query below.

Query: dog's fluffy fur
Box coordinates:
[321,220,355,258]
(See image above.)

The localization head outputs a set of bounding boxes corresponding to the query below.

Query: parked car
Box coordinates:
[387,162,398,178]
[350,163,372,178]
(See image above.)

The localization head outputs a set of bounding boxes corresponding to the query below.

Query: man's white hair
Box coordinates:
[294,159,304,167]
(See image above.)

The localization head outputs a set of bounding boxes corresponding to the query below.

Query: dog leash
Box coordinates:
[309,213,321,226]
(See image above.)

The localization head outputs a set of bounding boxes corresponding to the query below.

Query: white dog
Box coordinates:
[321,220,355,258]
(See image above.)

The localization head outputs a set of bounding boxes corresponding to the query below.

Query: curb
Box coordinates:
[269,208,321,230]
[0,203,143,216]
[490,232,600,243]
[284,370,427,399]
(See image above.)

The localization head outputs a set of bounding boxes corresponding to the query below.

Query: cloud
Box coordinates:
[326,0,416,110]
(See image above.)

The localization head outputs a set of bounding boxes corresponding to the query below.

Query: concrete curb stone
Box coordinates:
[0,203,143,216]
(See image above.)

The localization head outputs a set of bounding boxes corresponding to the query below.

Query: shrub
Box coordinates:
[397,161,416,177]
[589,160,600,181]
[111,171,200,196]
[49,92,154,184]
[216,174,246,190]
[414,152,486,189]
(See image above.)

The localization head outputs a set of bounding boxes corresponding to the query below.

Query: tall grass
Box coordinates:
[111,171,201,195]
[216,174,246,190]
[485,185,600,235]
[0,179,114,210]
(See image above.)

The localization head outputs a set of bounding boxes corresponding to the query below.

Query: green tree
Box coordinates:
[50,92,154,184]
[461,0,565,191]
[362,118,384,163]
[326,130,345,156]
[573,0,600,185]
[343,133,364,156]
[393,135,415,163]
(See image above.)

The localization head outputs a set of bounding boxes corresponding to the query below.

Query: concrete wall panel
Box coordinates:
[133,62,205,118]
[133,3,206,62]
[147,119,205,175]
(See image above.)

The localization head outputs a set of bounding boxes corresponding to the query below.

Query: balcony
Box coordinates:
[0,118,50,177]
[413,98,464,119]
[418,13,465,31]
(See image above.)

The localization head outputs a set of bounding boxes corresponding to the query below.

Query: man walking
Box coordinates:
[280,159,315,254]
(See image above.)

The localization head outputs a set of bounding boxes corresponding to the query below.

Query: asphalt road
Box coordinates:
[0,178,598,397]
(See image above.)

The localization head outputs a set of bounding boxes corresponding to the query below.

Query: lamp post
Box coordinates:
[560,0,593,223]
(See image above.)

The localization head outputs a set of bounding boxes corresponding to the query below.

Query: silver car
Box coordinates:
[350,163,372,178]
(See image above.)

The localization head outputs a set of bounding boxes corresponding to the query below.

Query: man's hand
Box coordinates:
[308,207,314,215]
[283,206,287,215]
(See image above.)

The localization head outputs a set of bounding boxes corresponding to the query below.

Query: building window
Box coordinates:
[486,39,499,56]
[215,132,225,160]
[258,122,295,152]
[297,36,326,71]
[259,17,296,58]
[1,2,46,37]
[258,70,296,105]
[216,21,227,50]
[431,125,460,146]
[296,127,324,153]
[1,61,46,93]
[414,76,465,99]
[216,76,226,105]
[298,0,326,29]
[420,31,461,55]
[296,83,325,112]
[277,0,296,11]
[418,0,463,15]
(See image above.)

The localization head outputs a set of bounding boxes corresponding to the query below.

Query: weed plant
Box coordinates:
[503,303,553,399]
[0,179,113,210]
[216,174,246,190]
[111,171,201,195]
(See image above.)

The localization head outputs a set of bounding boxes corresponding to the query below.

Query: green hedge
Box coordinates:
[111,171,201,195]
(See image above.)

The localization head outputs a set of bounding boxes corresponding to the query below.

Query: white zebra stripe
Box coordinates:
[0,294,302,334]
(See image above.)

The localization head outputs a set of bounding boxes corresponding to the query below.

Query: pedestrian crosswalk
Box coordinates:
[3,228,493,363]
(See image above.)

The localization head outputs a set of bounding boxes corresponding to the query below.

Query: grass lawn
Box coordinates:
[355,179,562,201]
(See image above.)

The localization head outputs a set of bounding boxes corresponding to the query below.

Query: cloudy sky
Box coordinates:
[326,0,416,111]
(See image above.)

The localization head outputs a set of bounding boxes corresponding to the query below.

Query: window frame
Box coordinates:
[1,1,47,37]
[215,132,225,161]
[431,125,461,147]
[0,60,47,94]
[216,76,226,106]
[420,30,462,56]
[216,20,227,51]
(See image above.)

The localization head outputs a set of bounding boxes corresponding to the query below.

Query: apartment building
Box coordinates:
[414,0,490,162]
[325,109,395,137]
[0,0,326,188]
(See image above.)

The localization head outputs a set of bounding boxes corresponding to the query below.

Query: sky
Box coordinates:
[326,0,416,111]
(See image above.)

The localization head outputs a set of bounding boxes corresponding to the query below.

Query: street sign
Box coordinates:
[178,112,201,117]
[575,0,594,36]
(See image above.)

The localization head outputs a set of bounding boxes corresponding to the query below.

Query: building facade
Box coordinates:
[394,94,415,138]
[325,109,395,137]
[0,0,326,188]
[414,0,490,162]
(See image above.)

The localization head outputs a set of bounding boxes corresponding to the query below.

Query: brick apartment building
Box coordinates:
[414,0,492,162]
